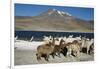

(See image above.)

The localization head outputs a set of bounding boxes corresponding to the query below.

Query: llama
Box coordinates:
[30,36,34,42]
[14,36,18,42]
[66,40,81,57]
[36,41,54,61]
[81,37,94,54]
[36,36,55,61]
[52,38,65,58]
[63,35,81,44]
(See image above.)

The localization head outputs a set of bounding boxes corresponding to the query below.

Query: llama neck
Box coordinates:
[52,37,55,46]
[81,39,86,47]
[59,40,64,47]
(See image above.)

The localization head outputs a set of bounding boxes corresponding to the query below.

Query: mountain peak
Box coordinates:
[47,9,71,17]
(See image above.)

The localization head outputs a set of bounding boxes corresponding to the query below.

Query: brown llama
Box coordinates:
[36,43,54,61]
[51,38,65,58]
[36,37,55,61]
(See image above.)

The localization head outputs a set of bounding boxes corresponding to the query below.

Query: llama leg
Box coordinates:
[87,46,90,54]
[75,51,80,61]
[67,48,71,57]
[87,48,88,54]
[80,47,83,52]
[74,52,77,57]
[45,54,49,61]
[52,53,55,59]
[90,46,94,54]
[52,54,55,59]
[56,50,61,57]
[61,47,67,57]
[76,51,80,58]
[36,53,41,61]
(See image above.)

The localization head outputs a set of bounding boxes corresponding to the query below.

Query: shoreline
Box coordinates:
[15,30,94,33]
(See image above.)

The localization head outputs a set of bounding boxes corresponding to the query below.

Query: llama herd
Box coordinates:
[36,35,94,61]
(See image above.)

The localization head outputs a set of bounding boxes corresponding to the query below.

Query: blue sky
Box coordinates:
[15,3,94,20]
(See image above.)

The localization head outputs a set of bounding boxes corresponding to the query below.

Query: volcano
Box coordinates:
[15,9,94,32]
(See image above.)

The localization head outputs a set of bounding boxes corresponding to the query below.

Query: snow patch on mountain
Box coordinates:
[61,11,66,14]
[47,9,72,17]
[66,12,71,16]
[57,11,63,16]
[55,9,71,16]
